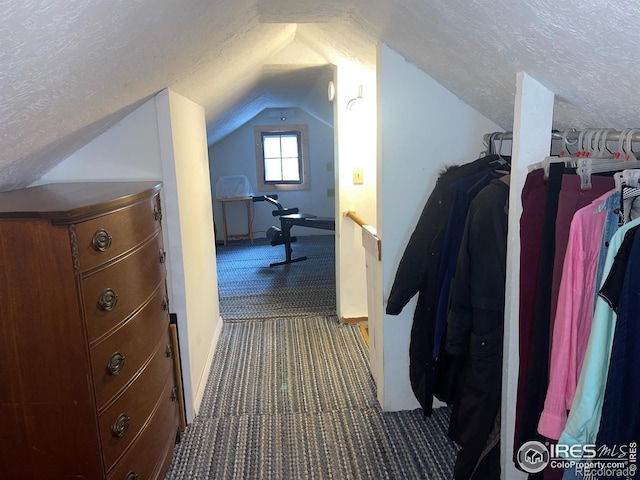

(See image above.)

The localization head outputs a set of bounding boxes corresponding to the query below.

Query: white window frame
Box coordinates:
[254,124,310,191]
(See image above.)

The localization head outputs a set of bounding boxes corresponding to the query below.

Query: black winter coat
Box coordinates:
[446,178,509,480]
[386,155,503,416]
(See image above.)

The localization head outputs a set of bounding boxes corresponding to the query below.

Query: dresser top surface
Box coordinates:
[0,182,162,222]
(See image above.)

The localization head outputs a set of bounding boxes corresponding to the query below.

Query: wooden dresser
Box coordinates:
[0,182,181,480]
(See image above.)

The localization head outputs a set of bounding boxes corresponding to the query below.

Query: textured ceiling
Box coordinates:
[2,0,640,190]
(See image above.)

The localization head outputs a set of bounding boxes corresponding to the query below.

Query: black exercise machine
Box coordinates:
[252,194,335,266]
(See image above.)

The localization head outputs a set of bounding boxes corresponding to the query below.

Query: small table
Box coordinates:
[219,196,253,245]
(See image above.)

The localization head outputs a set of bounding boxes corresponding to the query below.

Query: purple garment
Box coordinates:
[513,168,547,454]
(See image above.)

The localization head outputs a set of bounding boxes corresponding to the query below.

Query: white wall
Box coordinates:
[31,98,162,184]
[209,108,335,241]
[334,62,377,321]
[156,89,221,419]
[377,44,502,410]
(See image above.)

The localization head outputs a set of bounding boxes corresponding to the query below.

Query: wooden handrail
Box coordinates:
[344,210,381,260]
[344,210,367,228]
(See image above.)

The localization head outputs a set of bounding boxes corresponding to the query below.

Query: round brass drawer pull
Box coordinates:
[92,229,112,252]
[112,413,131,437]
[125,472,139,480]
[107,352,126,376]
[162,295,169,312]
[98,289,118,311]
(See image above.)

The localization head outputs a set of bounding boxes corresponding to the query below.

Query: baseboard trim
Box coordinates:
[359,324,370,346]
[192,316,223,416]
[342,316,368,325]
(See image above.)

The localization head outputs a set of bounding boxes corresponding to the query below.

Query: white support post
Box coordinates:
[501,72,554,479]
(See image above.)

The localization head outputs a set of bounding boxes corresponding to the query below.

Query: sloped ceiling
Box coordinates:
[2,0,640,191]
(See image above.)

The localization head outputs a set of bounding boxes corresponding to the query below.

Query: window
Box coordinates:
[255,125,310,191]
[263,132,301,183]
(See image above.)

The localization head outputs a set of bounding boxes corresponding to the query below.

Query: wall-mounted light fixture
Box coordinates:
[346,85,364,111]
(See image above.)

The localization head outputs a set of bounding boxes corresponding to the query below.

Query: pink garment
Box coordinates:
[537,192,610,440]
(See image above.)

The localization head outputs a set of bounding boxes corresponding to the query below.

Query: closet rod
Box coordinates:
[483,129,640,144]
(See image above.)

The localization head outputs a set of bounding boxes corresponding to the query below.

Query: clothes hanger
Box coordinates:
[576,129,640,189]
[480,132,497,157]
[496,133,506,161]
[526,129,612,180]
[526,131,575,176]
[616,170,640,189]
[489,132,498,155]
[481,133,491,157]
[614,129,640,191]
[488,132,511,167]
[624,128,640,162]
[617,140,640,224]
[559,129,579,156]
[494,133,512,173]
[618,131,640,194]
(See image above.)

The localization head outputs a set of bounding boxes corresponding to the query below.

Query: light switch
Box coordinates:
[353,168,364,185]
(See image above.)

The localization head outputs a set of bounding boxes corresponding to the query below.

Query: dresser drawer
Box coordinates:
[99,329,175,470]
[107,377,179,480]
[83,232,166,343]
[74,195,162,272]
[91,284,170,410]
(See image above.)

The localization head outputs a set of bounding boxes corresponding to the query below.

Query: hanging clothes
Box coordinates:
[432,168,507,406]
[594,228,640,479]
[514,162,566,469]
[434,168,505,359]
[514,164,614,466]
[386,154,505,416]
[538,191,613,440]
[548,175,616,353]
[445,177,509,480]
[558,217,640,449]
[557,219,640,480]
[512,167,549,452]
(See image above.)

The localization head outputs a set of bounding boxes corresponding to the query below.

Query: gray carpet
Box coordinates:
[215,236,336,321]
[165,235,459,479]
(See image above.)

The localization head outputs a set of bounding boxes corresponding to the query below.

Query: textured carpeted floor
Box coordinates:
[215,236,336,321]
[165,235,459,479]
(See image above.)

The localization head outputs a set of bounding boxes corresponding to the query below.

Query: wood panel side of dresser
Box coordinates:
[0,219,104,480]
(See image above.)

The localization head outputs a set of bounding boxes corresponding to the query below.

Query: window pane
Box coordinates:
[263,136,282,159]
[280,135,299,158]
[281,157,300,182]
[264,158,282,181]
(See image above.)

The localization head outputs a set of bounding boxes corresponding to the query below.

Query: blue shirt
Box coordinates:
[593,191,620,309]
